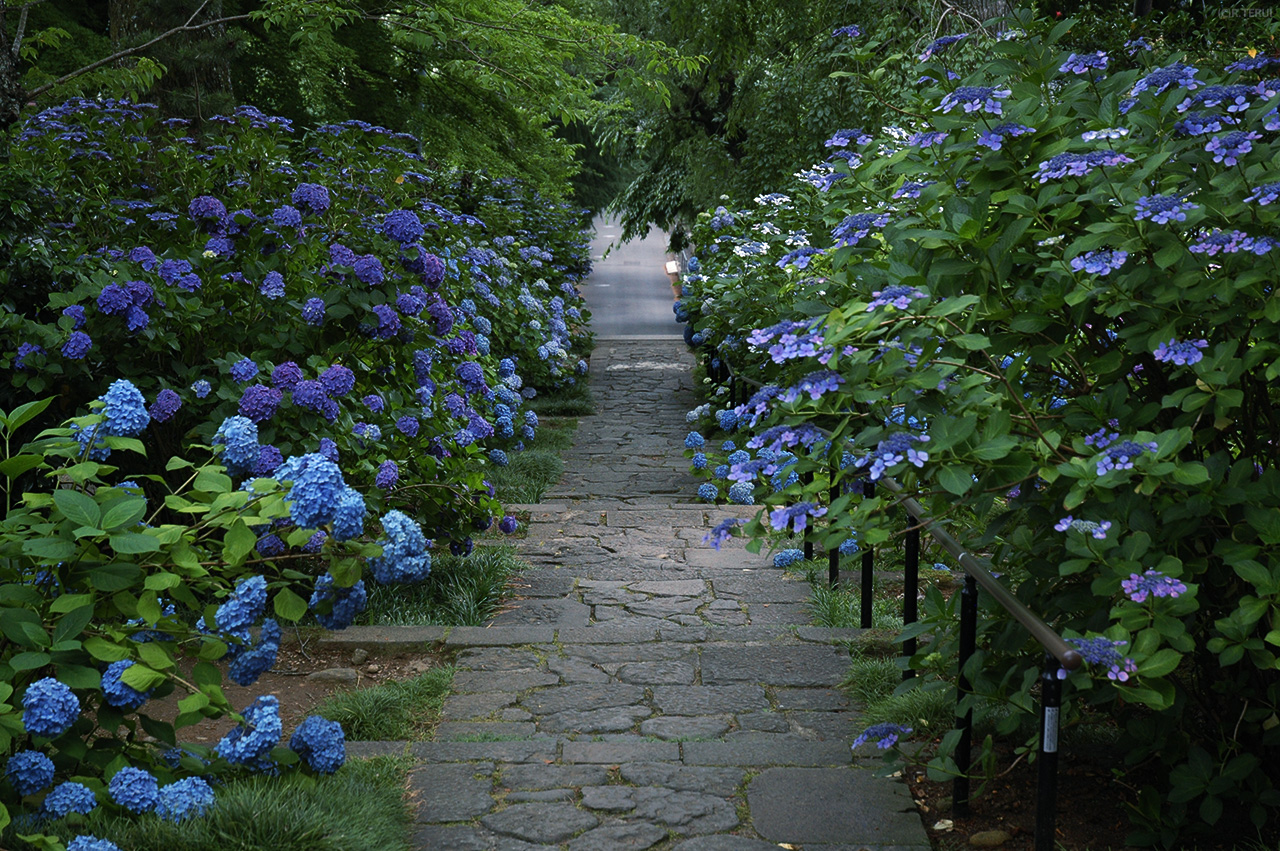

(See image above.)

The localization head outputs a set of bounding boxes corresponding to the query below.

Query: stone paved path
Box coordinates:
[332,339,930,850]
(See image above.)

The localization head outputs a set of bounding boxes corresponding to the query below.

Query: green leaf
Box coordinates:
[83,636,131,662]
[110,531,161,554]
[22,537,76,562]
[8,651,51,671]
[1124,678,1174,710]
[195,468,234,494]
[48,593,93,613]
[937,465,974,496]
[138,641,174,670]
[0,455,43,478]
[121,664,166,691]
[1138,648,1182,678]
[0,607,45,648]
[55,665,101,689]
[952,334,991,351]
[192,661,223,688]
[88,562,141,591]
[100,496,147,530]
[223,519,256,566]
[5,397,54,432]
[53,489,101,528]
[272,587,309,622]
[52,604,95,645]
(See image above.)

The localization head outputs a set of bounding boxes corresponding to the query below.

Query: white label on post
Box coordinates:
[1043,706,1059,754]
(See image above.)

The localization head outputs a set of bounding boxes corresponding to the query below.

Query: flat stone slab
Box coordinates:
[434,721,537,741]
[670,837,787,851]
[318,624,447,650]
[521,683,645,715]
[441,693,519,720]
[539,705,651,733]
[489,597,591,627]
[412,824,558,850]
[446,626,556,647]
[567,822,668,851]
[499,764,610,791]
[410,741,557,763]
[482,803,599,844]
[410,763,494,822]
[453,670,561,693]
[563,741,679,763]
[509,571,578,598]
[628,579,707,596]
[620,763,744,796]
[701,645,849,687]
[748,767,928,846]
[651,685,768,715]
[640,715,731,741]
[456,648,546,671]
[616,660,697,685]
[682,740,852,766]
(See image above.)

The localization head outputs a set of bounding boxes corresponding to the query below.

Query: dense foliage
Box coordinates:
[0,96,592,848]
[676,11,1280,846]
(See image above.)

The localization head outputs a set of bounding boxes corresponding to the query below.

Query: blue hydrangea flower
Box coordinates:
[228,619,281,686]
[1053,516,1112,539]
[62,330,93,359]
[727,482,755,505]
[99,379,150,435]
[773,548,805,568]
[703,517,745,549]
[976,122,1035,151]
[273,453,345,529]
[14,341,44,370]
[697,483,718,501]
[191,379,211,398]
[332,487,366,541]
[1204,129,1260,165]
[866,285,927,311]
[857,432,930,480]
[22,677,79,738]
[852,722,912,749]
[213,415,260,475]
[1187,229,1272,256]
[1070,249,1128,275]
[1134,194,1198,223]
[256,533,285,556]
[188,195,228,228]
[368,510,432,584]
[290,715,346,774]
[685,431,706,450]
[831,212,890,247]
[217,695,282,764]
[488,449,509,467]
[832,24,861,37]
[839,536,859,555]
[1034,151,1134,182]
[769,502,828,534]
[101,660,152,709]
[1153,338,1208,365]
[229,357,258,384]
[396,416,420,437]
[919,33,967,61]
[43,780,98,817]
[6,749,55,795]
[353,255,385,286]
[891,180,936,200]
[825,128,872,148]
[309,573,367,630]
[499,515,519,534]
[1096,439,1159,475]
[155,776,215,821]
[908,130,949,147]
[108,766,158,813]
[260,271,285,299]
[271,205,302,229]
[1129,63,1200,99]
[456,361,487,394]
[1244,181,1280,205]
[68,838,121,851]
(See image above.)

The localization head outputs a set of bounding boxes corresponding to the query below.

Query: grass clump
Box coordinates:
[489,417,577,503]
[527,382,595,417]
[361,545,524,626]
[312,667,454,741]
[21,757,414,851]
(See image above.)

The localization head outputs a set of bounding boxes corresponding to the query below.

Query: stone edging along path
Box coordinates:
[323,340,931,850]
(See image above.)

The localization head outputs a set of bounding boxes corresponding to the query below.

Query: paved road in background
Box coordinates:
[582,215,682,339]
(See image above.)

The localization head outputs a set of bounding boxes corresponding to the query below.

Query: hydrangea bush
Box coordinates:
[676,13,1280,844]
[0,99,593,846]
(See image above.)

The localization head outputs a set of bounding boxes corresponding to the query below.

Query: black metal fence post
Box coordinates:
[953,572,978,815]
[860,478,875,628]
[903,512,919,680]
[802,471,815,561]
[828,460,840,587]
[1036,656,1062,851]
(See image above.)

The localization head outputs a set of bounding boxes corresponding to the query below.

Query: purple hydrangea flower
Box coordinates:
[1173,111,1235,136]
[1096,439,1159,475]
[1060,51,1109,75]
[238,384,283,422]
[1053,516,1112,539]
[319,364,355,397]
[291,182,330,215]
[1205,130,1261,165]
[777,246,823,269]
[270,205,302,229]
[1152,337,1208,365]
[270,361,303,391]
[1130,63,1200,98]
[15,341,44,369]
[353,255,384,286]
[920,33,967,61]
[260,270,285,299]
[375,459,399,488]
[857,432,930,480]
[832,212,890,247]
[255,444,284,475]
[396,415,419,437]
[382,209,424,244]
[703,517,745,549]
[63,304,87,328]
[908,130,949,147]
[1034,151,1134,182]
[188,195,228,230]
[1134,194,1198,223]
[976,122,1036,151]
[1188,229,1274,256]
[825,127,872,148]
[97,283,132,316]
[1177,83,1258,114]
[1070,249,1128,275]
[936,86,1011,115]
[1121,569,1188,603]
[867,284,928,310]
[852,722,912,750]
[302,297,326,324]
[892,180,937,199]
[191,378,211,398]
[768,502,828,534]
[151,389,182,423]
[832,24,862,37]
[780,370,844,402]
[1244,181,1280,205]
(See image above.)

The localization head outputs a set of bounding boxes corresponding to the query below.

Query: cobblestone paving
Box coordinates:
[337,339,930,850]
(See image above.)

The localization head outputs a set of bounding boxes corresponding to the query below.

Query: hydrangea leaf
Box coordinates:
[52,489,100,529]
[120,663,165,691]
[272,587,308,622]
[109,531,160,554]
[222,519,256,566]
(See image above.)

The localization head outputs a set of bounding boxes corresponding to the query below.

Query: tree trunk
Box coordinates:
[0,3,28,132]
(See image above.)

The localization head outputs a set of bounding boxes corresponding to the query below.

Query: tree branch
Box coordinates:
[25,4,250,100]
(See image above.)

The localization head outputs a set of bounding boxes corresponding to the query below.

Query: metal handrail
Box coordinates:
[705,342,1078,850]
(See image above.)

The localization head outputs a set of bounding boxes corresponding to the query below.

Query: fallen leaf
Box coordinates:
[932,819,954,831]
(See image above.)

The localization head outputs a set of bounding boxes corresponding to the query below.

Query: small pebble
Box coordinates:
[365,664,380,674]
[969,829,1012,847]
[350,648,369,665]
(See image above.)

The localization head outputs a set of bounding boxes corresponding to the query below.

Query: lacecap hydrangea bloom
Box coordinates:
[852,722,912,750]
[1121,569,1188,603]
[22,676,80,738]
